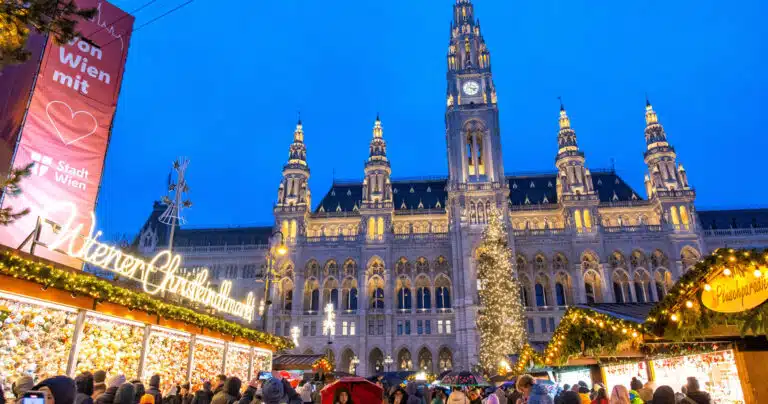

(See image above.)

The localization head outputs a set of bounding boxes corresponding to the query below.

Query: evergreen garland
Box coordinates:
[0,251,294,350]
[475,208,527,374]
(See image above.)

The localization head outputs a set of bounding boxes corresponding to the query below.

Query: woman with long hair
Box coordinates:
[333,387,353,404]
[609,385,630,404]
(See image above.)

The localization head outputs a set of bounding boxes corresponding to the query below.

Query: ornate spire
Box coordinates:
[644,97,669,150]
[556,100,582,160]
[367,114,388,164]
[286,119,308,167]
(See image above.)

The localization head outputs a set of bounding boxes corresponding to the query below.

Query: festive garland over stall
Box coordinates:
[544,306,644,366]
[0,251,294,351]
[508,343,544,376]
[645,248,768,340]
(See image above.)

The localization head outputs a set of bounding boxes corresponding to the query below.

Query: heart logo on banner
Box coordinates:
[45,101,98,146]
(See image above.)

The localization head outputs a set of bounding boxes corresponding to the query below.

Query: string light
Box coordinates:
[723,268,732,276]
[685,301,694,308]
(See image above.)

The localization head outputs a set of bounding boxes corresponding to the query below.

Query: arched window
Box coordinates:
[343,259,357,277]
[369,348,384,374]
[289,219,297,239]
[325,260,338,278]
[670,206,680,226]
[415,257,429,273]
[368,277,385,309]
[305,260,319,278]
[534,283,546,306]
[584,271,603,304]
[651,250,669,269]
[681,247,700,271]
[476,134,485,175]
[377,217,384,236]
[555,283,566,306]
[466,134,475,176]
[555,272,570,306]
[418,348,433,372]
[634,270,651,303]
[398,348,413,371]
[519,275,532,307]
[553,253,568,271]
[574,210,583,231]
[367,217,375,239]
[323,278,339,310]
[415,276,431,310]
[516,255,527,272]
[303,279,320,312]
[396,277,412,311]
[281,220,289,239]
[583,209,592,229]
[279,279,293,311]
[395,257,411,276]
[612,270,632,303]
[679,205,690,228]
[655,270,673,299]
[534,254,547,271]
[438,348,453,371]
[342,277,358,312]
[435,275,452,309]
[630,250,646,269]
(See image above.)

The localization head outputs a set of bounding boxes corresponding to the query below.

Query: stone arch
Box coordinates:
[581,250,600,271]
[343,258,357,277]
[438,346,453,372]
[534,253,548,272]
[434,274,452,310]
[395,257,411,276]
[367,275,385,309]
[341,276,358,312]
[654,269,673,299]
[680,246,700,271]
[651,249,669,269]
[554,271,572,306]
[324,259,339,278]
[553,252,568,271]
[340,347,356,374]
[608,251,627,270]
[415,256,429,273]
[397,347,413,371]
[630,250,647,269]
[323,277,340,310]
[368,347,384,374]
[278,278,294,311]
[303,278,320,312]
[633,268,652,303]
[395,275,413,311]
[434,256,449,272]
[305,259,320,278]
[366,256,385,277]
[417,346,434,372]
[534,272,552,307]
[519,274,533,307]
[516,254,528,272]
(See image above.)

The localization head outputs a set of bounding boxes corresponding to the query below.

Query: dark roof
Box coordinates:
[576,303,656,323]
[272,354,326,369]
[134,201,273,248]
[314,170,642,213]
[172,226,273,247]
[697,208,768,230]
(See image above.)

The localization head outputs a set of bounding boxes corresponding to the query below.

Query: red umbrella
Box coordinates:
[320,377,383,404]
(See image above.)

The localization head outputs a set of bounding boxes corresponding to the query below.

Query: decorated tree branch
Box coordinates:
[476,207,527,373]
[0,163,32,225]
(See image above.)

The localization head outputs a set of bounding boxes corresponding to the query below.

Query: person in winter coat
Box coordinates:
[651,386,675,404]
[637,382,654,403]
[296,381,312,404]
[237,382,256,404]
[12,375,35,400]
[558,392,582,404]
[116,384,138,404]
[180,384,193,404]
[608,385,630,404]
[332,388,352,404]
[211,378,241,404]
[212,377,227,397]
[590,388,608,404]
[32,376,77,404]
[165,386,182,404]
[405,383,423,404]
[628,379,644,404]
[390,387,409,404]
[516,374,554,404]
[93,371,108,401]
[446,386,469,404]
[97,375,127,404]
[131,381,146,404]
[146,375,164,404]
[75,372,95,404]
[190,382,213,404]
[577,386,591,404]
[684,378,711,404]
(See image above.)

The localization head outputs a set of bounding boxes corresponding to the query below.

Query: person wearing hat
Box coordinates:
[211,378,241,404]
[180,384,193,404]
[190,382,212,404]
[92,372,107,400]
[96,375,127,404]
[146,375,163,404]
[31,376,77,404]
[115,384,137,404]
[12,375,35,400]
[74,372,95,404]
[139,395,155,404]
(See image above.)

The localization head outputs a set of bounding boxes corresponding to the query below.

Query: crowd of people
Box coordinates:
[0,371,316,404]
[0,372,718,404]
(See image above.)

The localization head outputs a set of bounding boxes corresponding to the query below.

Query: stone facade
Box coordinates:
[134,0,768,376]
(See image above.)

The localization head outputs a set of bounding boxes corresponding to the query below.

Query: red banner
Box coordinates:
[0,0,134,266]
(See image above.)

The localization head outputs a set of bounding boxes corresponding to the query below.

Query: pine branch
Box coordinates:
[0,163,32,225]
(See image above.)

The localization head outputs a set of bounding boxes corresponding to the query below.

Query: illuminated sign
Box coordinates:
[42,201,255,322]
[701,270,768,313]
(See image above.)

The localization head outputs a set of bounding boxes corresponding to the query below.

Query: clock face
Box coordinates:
[462,81,480,96]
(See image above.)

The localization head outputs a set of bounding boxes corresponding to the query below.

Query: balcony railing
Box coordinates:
[603,224,663,233]
[703,227,768,237]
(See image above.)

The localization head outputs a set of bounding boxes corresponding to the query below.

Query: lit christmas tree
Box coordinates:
[476,207,527,374]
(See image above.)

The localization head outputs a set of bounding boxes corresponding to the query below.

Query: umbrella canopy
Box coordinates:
[439,371,490,387]
[320,377,383,404]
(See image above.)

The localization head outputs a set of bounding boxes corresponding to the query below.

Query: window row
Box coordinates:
[396,319,452,336]
[526,317,558,334]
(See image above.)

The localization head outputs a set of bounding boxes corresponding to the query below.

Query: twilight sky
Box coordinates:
[96,0,768,239]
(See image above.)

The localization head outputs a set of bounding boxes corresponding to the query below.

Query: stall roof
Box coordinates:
[578,303,656,324]
[272,354,327,370]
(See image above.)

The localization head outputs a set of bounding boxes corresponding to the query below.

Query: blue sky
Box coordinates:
[96,0,767,239]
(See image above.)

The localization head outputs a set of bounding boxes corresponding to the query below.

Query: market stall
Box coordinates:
[651,349,744,402]
[0,250,291,399]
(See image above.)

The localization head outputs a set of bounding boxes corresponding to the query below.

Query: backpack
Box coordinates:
[261,379,285,403]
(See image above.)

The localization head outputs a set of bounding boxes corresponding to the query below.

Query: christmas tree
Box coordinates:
[476,207,527,374]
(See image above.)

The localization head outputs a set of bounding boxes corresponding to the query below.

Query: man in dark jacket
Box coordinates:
[190,382,213,404]
[180,383,193,404]
[131,381,146,404]
[93,371,108,400]
[32,376,77,404]
[97,375,127,404]
[685,377,712,404]
[211,378,241,404]
[75,372,95,404]
[146,375,164,404]
[115,383,137,404]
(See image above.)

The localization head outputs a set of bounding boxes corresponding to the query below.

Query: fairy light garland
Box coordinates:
[0,251,293,350]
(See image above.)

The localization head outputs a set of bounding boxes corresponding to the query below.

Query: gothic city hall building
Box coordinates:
[135,0,768,376]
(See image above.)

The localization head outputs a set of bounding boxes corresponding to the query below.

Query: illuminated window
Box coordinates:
[367,217,375,238]
[350,321,356,336]
[574,210,583,231]
[445,320,452,334]
[342,321,348,336]
[437,320,444,334]
[281,220,289,237]
[466,134,475,175]
[377,217,384,236]
[679,205,689,227]
[583,209,592,229]
[290,219,297,239]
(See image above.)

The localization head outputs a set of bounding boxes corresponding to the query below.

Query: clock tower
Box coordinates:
[445,0,511,369]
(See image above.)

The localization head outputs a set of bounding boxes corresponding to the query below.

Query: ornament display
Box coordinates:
[75,315,144,380]
[253,350,273,375]
[191,340,224,387]
[143,329,191,392]
[0,297,76,399]
[225,345,250,382]
[603,362,646,393]
[652,350,745,403]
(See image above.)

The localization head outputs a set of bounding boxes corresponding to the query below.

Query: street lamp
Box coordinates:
[351,356,360,375]
[259,231,288,331]
[323,302,336,345]
[290,326,300,347]
[384,355,393,372]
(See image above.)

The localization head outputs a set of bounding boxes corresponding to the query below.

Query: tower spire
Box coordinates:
[362,114,392,204]
[643,99,691,195]
[555,101,594,197]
